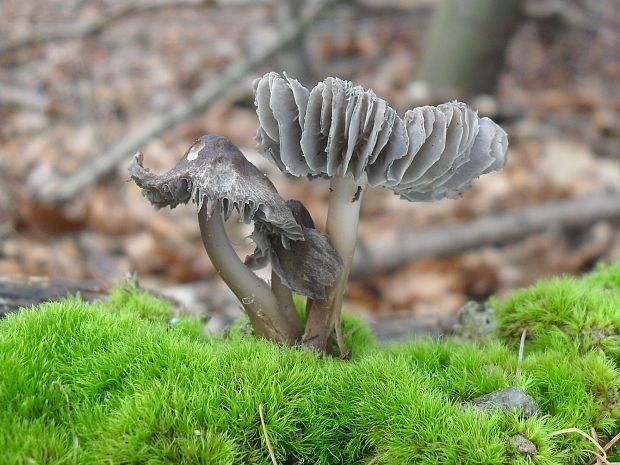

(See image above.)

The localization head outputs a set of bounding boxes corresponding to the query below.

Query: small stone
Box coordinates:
[194,430,201,436]
[239,322,253,336]
[471,387,541,418]
[509,434,537,456]
[452,301,497,340]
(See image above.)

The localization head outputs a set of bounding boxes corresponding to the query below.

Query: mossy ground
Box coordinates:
[2,264,620,464]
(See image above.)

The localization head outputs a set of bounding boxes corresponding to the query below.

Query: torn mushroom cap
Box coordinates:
[254,72,508,201]
[247,199,343,300]
[129,134,303,243]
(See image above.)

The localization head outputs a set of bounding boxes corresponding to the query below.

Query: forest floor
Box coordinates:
[1,0,619,334]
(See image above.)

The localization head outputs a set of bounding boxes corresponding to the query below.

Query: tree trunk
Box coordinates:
[417,0,523,98]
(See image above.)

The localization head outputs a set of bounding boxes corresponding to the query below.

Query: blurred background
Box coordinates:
[1,0,619,337]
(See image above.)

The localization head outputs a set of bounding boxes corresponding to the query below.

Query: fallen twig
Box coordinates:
[259,403,279,465]
[351,191,620,278]
[52,381,79,465]
[0,274,108,316]
[0,0,269,55]
[38,0,340,203]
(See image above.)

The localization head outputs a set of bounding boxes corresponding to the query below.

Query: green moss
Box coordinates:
[497,265,620,359]
[583,262,620,291]
[3,266,620,464]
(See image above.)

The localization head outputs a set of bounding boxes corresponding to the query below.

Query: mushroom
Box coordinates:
[246,199,343,301]
[128,134,311,343]
[253,72,509,352]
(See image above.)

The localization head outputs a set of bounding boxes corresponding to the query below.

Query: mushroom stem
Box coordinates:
[198,202,297,344]
[270,270,303,342]
[303,173,364,352]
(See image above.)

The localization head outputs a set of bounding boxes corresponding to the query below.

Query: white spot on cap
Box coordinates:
[187,141,204,161]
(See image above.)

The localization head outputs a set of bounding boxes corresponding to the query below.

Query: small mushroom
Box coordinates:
[253,72,508,352]
[129,134,306,343]
[246,199,343,301]
[245,199,344,346]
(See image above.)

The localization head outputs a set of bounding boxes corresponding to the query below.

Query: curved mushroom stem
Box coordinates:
[198,202,298,344]
[303,173,364,353]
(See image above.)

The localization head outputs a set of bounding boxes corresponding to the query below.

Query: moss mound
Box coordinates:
[497,262,620,359]
[2,266,620,464]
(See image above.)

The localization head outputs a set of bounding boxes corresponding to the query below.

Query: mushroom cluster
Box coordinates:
[130,73,509,356]
[253,72,508,352]
[130,134,342,345]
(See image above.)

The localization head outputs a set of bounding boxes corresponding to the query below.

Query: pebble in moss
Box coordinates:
[452,301,497,340]
[509,434,537,456]
[471,386,541,418]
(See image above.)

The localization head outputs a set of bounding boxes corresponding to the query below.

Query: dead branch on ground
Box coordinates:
[37,0,342,203]
[0,274,108,315]
[0,0,271,55]
[351,191,620,278]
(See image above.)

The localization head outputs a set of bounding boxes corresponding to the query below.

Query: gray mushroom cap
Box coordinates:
[129,134,303,243]
[246,199,343,300]
[254,72,508,201]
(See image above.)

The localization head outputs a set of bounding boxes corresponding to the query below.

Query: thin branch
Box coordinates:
[259,403,279,465]
[0,275,108,316]
[38,0,341,203]
[0,0,269,55]
[52,381,79,465]
[351,191,620,278]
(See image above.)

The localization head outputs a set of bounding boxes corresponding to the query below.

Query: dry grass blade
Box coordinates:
[603,431,620,452]
[366,454,382,465]
[586,431,620,465]
[335,319,347,358]
[52,381,79,465]
[259,403,279,465]
[343,323,364,342]
[584,449,603,465]
[551,428,615,464]
[516,328,527,379]
[591,428,602,465]
[585,450,620,465]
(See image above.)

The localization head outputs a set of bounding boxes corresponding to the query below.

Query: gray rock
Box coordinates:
[452,301,497,340]
[471,386,540,418]
[509,434,537,456]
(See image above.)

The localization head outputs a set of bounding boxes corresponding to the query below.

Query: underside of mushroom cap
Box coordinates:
[129,134,303,242]
[253,72,508,202]
[245,199,343,300]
